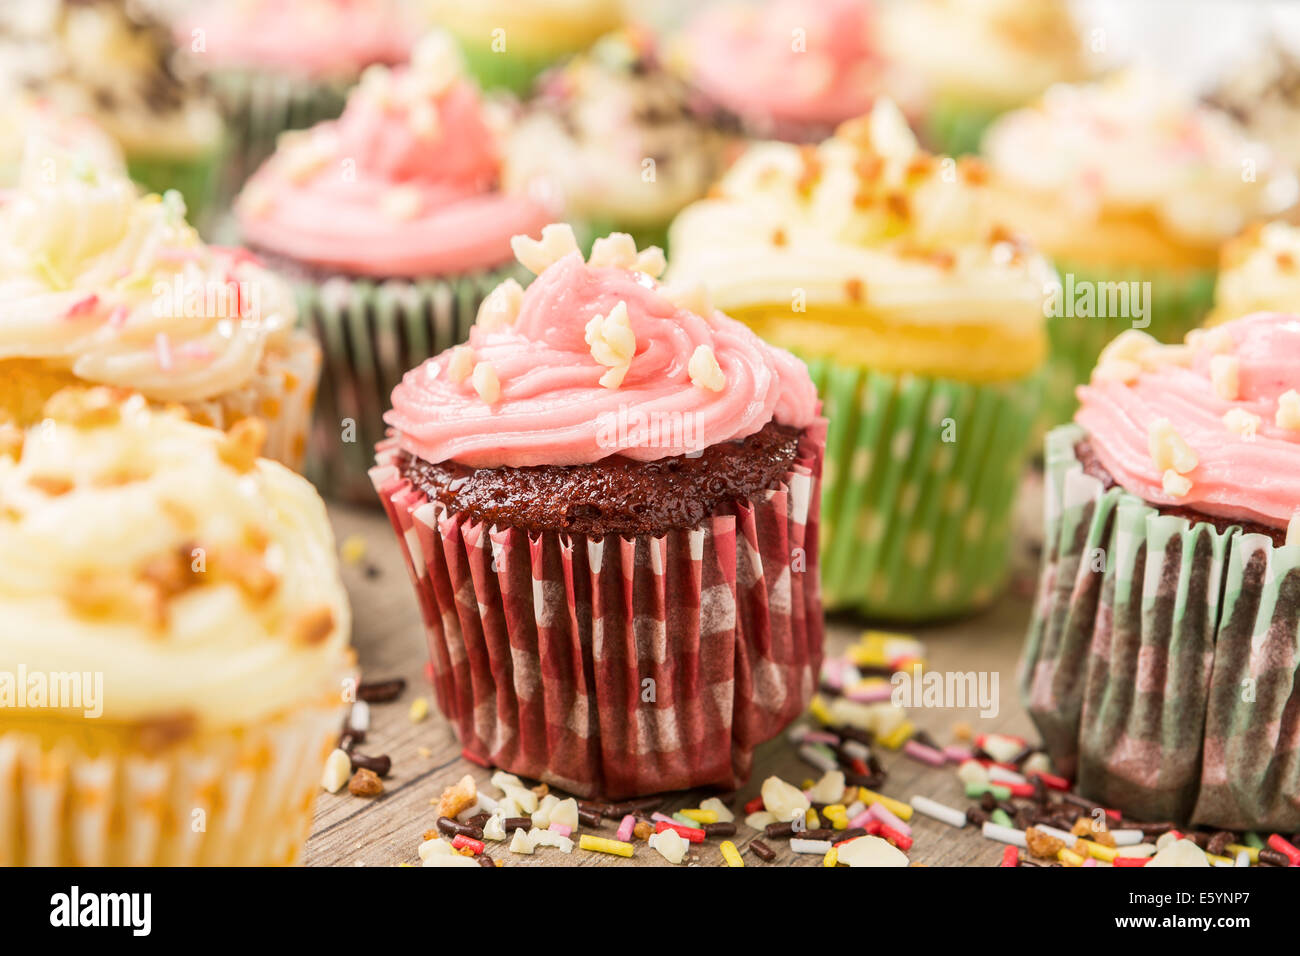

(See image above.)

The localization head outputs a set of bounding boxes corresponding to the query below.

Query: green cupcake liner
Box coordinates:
[456,42,566,96]
[573,217,671,258]
[290,263,527,503]
[126,146,221,235]
[1020,425,1300,830]
[1042,261,1217,426]
[803,357,1041,621]
[922,97,1007,157]
[207,68,350,211]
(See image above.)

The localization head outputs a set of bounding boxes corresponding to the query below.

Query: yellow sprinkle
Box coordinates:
[1076,839,1117,862]
[800,779,815,791]
[856,788,913,822]
[823,847,839,867]
[579,834,634,858]
[878,720,915,750]
[340,534,367,565]
[1206,853,1235,866]
[805,808,820,830]
[1058,847,1085,867]
[808,694,832,726]
[679,808,718,824]
[720,841,744,867]
[1226,843,1259,863]
[846,645,888,668]
[823,803,847,816]
[408,696,429,723]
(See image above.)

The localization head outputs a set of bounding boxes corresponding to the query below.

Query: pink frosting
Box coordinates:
[237,78,552,277]
[1076,312,1300,529]
[183,0,415,77]
[386,253,820,468]
[685,0,893,127]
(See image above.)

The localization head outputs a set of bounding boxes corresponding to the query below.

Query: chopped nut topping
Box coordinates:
[1209,354,1240,401]
[1162,469,1192,497]
[633,246,666,278]
[292,606,335,646]
[585,301,636,388]
[1147,417,1198,474]
[471,361,501,404]
[380,185,423,221]
[662,282,713,317]
[688,345,726,392]
[348,768,384,797]
[1276,389,1300,430]
[845,278,864,303]
[511,223,580,275]
[1025,826,1066,859]
[217,417,266,473]
[447,345,475,383]
[771,227,788,247]
[436,774,477,819]
[28,474,74,496]
[588,233,639,270]
[1223,407,1261,438]
[42,386,124,429]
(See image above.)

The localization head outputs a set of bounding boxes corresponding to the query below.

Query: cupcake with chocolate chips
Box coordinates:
[502,27,730,254]
[668,101,1054,621]
[1021,313,1300,830]
[0,143,318,470]
[0,0,224,228]
[371,224,826,798]
[235,32,551,501]
[0,389,354,865]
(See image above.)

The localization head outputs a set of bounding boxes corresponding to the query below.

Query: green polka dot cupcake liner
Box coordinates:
[1020,424,1300,830]
[921,96,1007,157]
[1042,260,1216,427]
[286,263,528,503]
[803,357,1041,622]
[126,146,221,235]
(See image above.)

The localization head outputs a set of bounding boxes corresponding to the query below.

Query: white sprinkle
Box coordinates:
[909,795,966,829]
[981,821,1027,847]
[1110,829,1146,846]
[790,838,833,855]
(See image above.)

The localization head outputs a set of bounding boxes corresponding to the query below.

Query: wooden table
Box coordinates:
[306,502,1041,867]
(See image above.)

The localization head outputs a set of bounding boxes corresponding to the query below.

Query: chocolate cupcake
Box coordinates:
[372,224,826,797]
[1021,313,1300,829]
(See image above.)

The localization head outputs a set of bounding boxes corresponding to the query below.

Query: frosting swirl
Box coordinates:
[0,390,353,729]
[181,0,416,79]
[0,143,298,406]
[984,70,1298,252]
[0,96,123,188]
[1076,312,1300,530]
[237,32,552,278]
[386,225,819,468]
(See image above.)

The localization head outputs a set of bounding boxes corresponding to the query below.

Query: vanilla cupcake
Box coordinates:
[880,0,1089,155]
[0,96,124,187]
[0,143,319,469]
[1208,220,1300,324]
[669,102,1054,621]
[0,389,354,865]
[984,69,1298,423]
[0,0,224,227]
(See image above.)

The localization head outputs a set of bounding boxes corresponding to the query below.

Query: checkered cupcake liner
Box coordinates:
[0,704,342,866]
[370,421,827,798]
[285,263,525,502]
[1019,424,1300,830]
[1042,260,1216,427]
[805,358,1041,621]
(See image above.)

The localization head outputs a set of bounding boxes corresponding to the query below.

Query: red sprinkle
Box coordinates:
[849,757,869,776]
[1000,845,1019,867]
[459,748,492,769]
[451,834,484,855]
[655,820,705,843]
[1113,857,1150,867]
[1027,771,1071,791]
[1267,834,1300,866]
[879,823,912,851]
[1001,782,1035,798]
[64,294,99,319]
[743,795,766,815]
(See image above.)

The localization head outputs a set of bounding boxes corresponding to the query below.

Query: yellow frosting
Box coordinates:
[427,0,624,57]
[666,101,1053,382]
[1208,220,1300,325]
[0,391,353,732]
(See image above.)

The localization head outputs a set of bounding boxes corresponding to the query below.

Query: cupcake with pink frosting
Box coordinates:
[371,223,827,797]
[673,0,919,144]
[235,32,551,501]
[178,0,419,200]
[1022,313,1300,830]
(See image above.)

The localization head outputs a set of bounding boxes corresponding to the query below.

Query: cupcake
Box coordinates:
[236,32,551,501]
[0,389,354,865]
[426,0,624,95]
[1206,42,1300,175]
[178,0,417,203]
[0,0,224,228]
[0,96,124,187]
[984,69,1298,424]
[1207,221,1300,325]
[879,0,1088,156]
[1020,313,1300,830]
[501,27,731,254]
[0,143,319,470]
[371,224,826,798]
[674,0,917,144]
[668,101,1053,621]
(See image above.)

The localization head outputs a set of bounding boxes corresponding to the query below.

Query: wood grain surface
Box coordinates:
[306,501,1041,868]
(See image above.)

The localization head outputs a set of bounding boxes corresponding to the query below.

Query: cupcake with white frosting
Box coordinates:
[0,142,319,469]
[0,390,354,865]
[1208,220,1300,325]
[0,96,123,188]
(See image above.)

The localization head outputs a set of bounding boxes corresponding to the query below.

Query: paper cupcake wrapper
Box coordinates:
[1019,424,1300,830]
[186,329,321,472]
[1042,260,1217,426]
[0,704,341,866]
[923,96,1007,157]
[370,421,828,799]
[126,146,222,235]
[804,357,1040,621]
[290,264,524,502]
[207,68,349,211]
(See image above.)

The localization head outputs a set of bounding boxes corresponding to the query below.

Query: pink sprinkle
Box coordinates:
[651,812,676,825]
[802,730,840,747]
[175,342,215,363]
[866,801,910,837]
[846,685,893,704]
[155,332,173,371]
[848,809,874,830]
[616,814,635,842]
[63,294,99,319]
[548,823,572,837]
[1083,857,1098,867]
[903,740,946,768]
[108,305,129,328]
[943,745,974,763]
